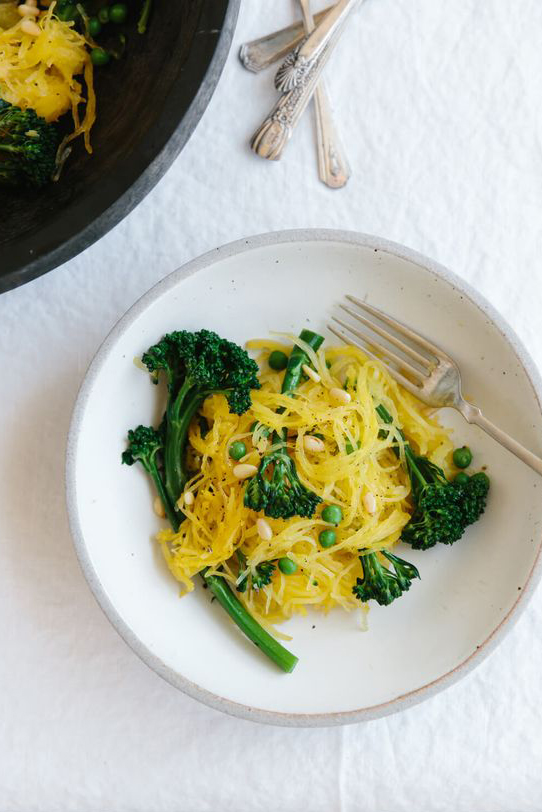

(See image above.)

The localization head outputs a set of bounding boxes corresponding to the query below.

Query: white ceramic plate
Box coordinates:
[66,230,542,726]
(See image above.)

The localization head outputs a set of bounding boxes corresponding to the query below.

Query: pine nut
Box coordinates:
[303,435,325,453]
[20,17,41,33]
[233,463,258,480]
[153,496,165,518]
[302,363,321,383]
[256,518,273,541]
[330,387,351,405]
[184,491,195,506]
[18,4,40,15]
[363,491,377,514]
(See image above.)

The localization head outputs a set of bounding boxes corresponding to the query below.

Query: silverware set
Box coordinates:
[240,6,542,475]
[239,0,362,188]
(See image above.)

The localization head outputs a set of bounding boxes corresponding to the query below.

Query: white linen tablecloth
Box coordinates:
[2,1,542,810]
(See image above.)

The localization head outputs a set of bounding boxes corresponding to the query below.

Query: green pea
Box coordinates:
[88,16,102,35]
[321,504,343,525]
[90,47,110,65]
[454,472,470,485]
[228,441,246,461]
[109,3,127,23]
[97,7,109,23]
[278,557,297,575]
[268,350,288,371]
[319,529,336,548]
[453,446,473,469]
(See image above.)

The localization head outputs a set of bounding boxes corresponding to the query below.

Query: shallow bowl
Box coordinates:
[66,229,542,726]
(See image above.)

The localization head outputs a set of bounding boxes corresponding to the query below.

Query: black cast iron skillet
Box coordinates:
[0,0,240,293]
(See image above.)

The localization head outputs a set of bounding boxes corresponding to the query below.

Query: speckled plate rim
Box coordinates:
[66,228,542,727]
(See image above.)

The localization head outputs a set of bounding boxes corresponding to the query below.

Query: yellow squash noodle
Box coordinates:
[158,339,453,634]
[0,4,95,151]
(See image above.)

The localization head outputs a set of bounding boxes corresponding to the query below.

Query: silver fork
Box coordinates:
[328,295,542,476]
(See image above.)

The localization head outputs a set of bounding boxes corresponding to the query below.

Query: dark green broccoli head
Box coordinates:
[141,329,260,414]
[140,329,260,508]
[244,449,322,520]
[401,483,464,549]
[122,424,163,471]
[401,448,490,550]
[353,549,420,606]
[377,404,491,550]
[454,471,490,526]
[0,100,59,188]
[251,561,276,590]
[236,551,276,592]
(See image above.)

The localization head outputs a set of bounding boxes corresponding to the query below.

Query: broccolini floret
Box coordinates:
[0,100,59,188]
[353,549,420,606]
[376,404,490,550]
[141,329,260,514]
[244,329,324,520]
[236,551,276,592]
[121,424,179,529]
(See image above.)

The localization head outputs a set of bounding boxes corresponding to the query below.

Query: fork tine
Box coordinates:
[339,303,433,370]
[345,295,444,360]
[327,323,423,399]
[331,316,425,383]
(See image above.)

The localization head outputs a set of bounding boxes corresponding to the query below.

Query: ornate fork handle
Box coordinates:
[239,9,332,73]
[251,42,333,160]
[251,6,357,161]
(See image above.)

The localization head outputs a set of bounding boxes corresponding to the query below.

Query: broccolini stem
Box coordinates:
[375,403,403,458]
[137,0,153,33]
[202,571,299,673]
[281,329,325,396]
[375,403,394,427]
[149,465,180,529]
[165,380,203,508]
[276,329,325,444]
[157,434,299,672]
[375,403,430,489]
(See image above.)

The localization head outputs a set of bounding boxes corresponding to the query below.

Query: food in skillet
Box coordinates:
[0,0,152,187]
[122,328,490,672]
